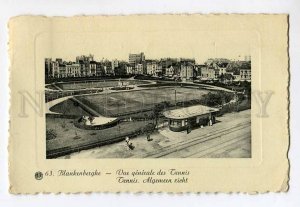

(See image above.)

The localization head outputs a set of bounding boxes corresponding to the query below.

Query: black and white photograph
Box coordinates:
[45,51,251,159]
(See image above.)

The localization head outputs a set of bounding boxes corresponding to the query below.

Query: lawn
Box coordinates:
[49,99,91,116]
[46,116,153,154]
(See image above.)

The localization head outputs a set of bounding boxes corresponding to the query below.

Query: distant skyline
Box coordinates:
[50,52,251,64]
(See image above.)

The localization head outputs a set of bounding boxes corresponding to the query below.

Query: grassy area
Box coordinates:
[46,116,153,156]
[49,99,91,116]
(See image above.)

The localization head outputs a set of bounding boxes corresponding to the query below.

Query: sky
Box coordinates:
[39,18,254,64]
[47,32,252,64]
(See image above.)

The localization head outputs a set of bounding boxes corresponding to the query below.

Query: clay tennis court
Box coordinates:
[76,87,210,116]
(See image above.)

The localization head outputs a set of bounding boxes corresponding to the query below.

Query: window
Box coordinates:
[170,120,182,127]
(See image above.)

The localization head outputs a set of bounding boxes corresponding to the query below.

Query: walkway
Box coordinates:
[62,110,251,158]
[45,95,72,114]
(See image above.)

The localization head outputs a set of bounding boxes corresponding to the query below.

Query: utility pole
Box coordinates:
[105,89,107,116]
[174,88,177,107]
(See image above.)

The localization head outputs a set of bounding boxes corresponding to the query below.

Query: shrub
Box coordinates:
[46,129,57,140]
[201,91,234,107]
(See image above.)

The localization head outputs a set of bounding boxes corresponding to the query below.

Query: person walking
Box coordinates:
[125,137,134,150]
[146,133,152,141]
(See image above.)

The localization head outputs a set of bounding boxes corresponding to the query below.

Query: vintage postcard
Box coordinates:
[9,14,289,193]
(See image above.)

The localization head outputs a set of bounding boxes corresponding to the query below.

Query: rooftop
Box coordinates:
[216,62,229,68]
[163,105,219,119]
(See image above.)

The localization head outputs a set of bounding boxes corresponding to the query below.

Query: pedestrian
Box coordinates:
[209,119,212,126]
[186,124,191,134]
[146,133,152,141]
[125,137,135,150]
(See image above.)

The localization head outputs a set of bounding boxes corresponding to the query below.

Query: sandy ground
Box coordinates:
[60,109,251,159]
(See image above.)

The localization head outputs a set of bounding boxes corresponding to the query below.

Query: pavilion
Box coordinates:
[163,105,219,132]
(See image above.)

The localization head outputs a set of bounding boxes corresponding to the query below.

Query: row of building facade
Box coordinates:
[45,53,251,82]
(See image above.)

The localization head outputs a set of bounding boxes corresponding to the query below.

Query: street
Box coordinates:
[62,109,251,158]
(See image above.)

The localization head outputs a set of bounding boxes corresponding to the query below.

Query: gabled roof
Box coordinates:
[216,62,229,68]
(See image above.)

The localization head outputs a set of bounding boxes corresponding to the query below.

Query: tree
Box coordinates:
[144,123,155,134]
[202,91,234,107]
[219,73,225,83]
[46,129,57,140]
[152,103,165,127]
[224,74,233,84]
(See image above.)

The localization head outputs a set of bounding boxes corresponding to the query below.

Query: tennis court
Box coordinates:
[76,87,210,116]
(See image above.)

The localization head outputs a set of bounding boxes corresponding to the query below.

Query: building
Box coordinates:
[155,63,163,76]
[146,61,158,75]
[240,68,251,81]
[78,60,86,77]
[239,62,251,81]
[114,62,127,76]
[135,63,144,75]
[180,62,194,81]
[111,59,119,72]
[165,65,175,77]
[65,62,80,77]
[56,58,63,64]
[240,69,251,81]
[45,58,52,78]
[232,70,241,81]
[214,68,220,79]
[76,54,94,76]
[195,64,205,78]
[200,66,216,80]
[160,58,178,75]
[59,64,66,78]
[51,61,59,78]
[89,61,97,76]
[125,64,133,75]
[96,62,105,76]
[129,52,145,65]
[214,62,229,75]
[103,60,113,75]
[165,64,180,77]
[76,54,94,63]
[163,105,219,132]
